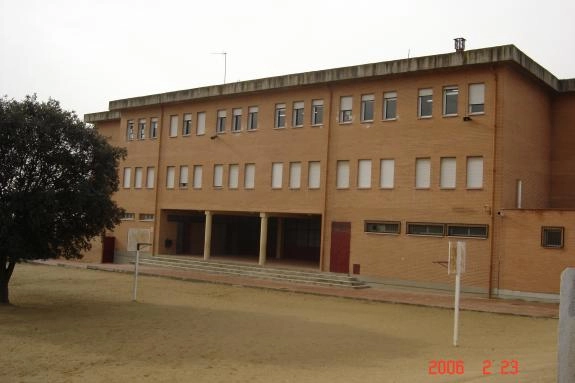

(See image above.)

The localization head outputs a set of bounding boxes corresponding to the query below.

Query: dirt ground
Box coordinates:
[0,264,557,383]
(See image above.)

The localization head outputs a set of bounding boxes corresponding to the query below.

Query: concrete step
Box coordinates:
[133,255,369,289]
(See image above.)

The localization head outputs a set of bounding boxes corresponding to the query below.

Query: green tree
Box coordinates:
[0,95,126,304]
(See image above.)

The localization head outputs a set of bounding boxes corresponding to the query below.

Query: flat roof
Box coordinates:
[85,44,575,123]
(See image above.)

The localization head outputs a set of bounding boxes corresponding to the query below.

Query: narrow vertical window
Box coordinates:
[383,92,397,120]
[197,112,206,135]
[440,157,457,188]
[271,162,283,189]
[443,87,459,116]
[308,161,321,189]
[292,101,304,127]
[166,166,175,189]
[179,166,189,188]
[216,110,226,133]
[469,83,485,114]
[336,160,350,188]
[275,104,286,128]
[146,167,155,189]
[150,118,158,138]
[380,159,395,189]
[138,119,146,139]
[232,108,242,132]
[415,158,431,188]
[516,179,523,208]
[123,167,132,188]
[357,159,372,188]
[193,165,203,189]
[311,99,324,125]
[134,167,143,188]
[213,164,224,187]
[289,162,301,189]
[248,106,258,130]
[229,164,239,188]
[361,94,374,122]
[340,96,352,123]
[126,120,134,141]
[466,156,484,189]
[169,115,178,137]
[418,89,433,118]
[244,163,255,189]
[183,113,192,136]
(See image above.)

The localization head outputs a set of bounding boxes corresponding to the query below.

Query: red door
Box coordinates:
[102,236,115,263]
[329,222,351,273]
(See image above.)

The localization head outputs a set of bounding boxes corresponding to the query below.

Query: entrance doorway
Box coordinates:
[329,221,351,273]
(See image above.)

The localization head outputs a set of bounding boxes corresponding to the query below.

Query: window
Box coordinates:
[169,115,178,137]
[308,161,321,189]
[193,165,203,189]
[134,167,143,188]
[150,118,158,138]
[232,109,242,132]
[127,120,134,141]
[271,162,283,189]
[443,87,459,116]
[383,92,397,120]
[380,159,395,189]
[516,179,523,209]
[541,227,564,248]
[340,96,352,123]
[407,223,445,236]
[244,163,255,189]
[415,158,431,188]
[357,159,372,189]
[289,162,301,189]
[418,89,433,118]
[361,94,374,122]
[120,212,135,220]
[139,213,155,221]
[138,119,146,139]
[447,224,488,238]
[183,113,192,136]
[292,101,304,127]
[229,164,239,188]
[248,107,258,130]
[466,157,483,189]
[312,99,324,125]
[216,110,226,133]
[123,167,131,188]
[275,104,286,128]
[469,83,485,114]
[213,164,224,187]
[197,112,206,135]
[146,167,155,189]
[166,166,175,189]
[179,166,189,188]
[365,221,400,234]
[440,157,456,189]
[336,160,350,188]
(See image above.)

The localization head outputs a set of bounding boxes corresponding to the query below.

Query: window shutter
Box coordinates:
[380,159,395,188]
[244,164,255,189]
[469,84,485,105]
[229,164,239,188]
[308,161,321,189]
[357,160,372,188]
[134,167,143,188]
[180,166,189,185]
[336,161,350,188]
[415,158,431,188]
[166,167,175,188]
[146,167,155,188]
[440,158,456,188]
[213,165,223,187]
[197,112,206,135]
[289,162,301,188]
[340,96,352,110]
[467,157,483,188]
[193,165,203,188]
[272,163,283,188]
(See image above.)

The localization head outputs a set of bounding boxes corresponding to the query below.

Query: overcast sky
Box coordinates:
[1,0,574,120]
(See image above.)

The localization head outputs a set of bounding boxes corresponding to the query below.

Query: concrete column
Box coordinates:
[275,217,284,260]
[203,211,212,260]
[558,267,575,383]
[258,213,268,266]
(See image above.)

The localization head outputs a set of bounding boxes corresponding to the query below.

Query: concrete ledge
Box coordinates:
[84,110,121,123]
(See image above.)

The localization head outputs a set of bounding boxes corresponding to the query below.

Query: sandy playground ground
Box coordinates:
[0,263,558,382]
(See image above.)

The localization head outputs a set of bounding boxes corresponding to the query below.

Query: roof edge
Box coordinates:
[84,110,121,123]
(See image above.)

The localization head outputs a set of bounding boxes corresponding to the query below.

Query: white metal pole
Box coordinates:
[132,248,140,302]
[453,271,461,346]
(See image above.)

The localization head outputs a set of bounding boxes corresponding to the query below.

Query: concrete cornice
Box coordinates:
[84,110,120,123]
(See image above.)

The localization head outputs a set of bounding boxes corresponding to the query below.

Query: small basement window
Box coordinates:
[365,221,400,235]
[541,227,564,248]
[447,224,488,239]
[406,223,445,236]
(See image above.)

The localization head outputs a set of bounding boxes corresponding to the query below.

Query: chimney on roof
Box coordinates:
[454,37,466,52]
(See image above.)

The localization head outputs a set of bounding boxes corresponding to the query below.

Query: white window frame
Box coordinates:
[443,86,459,116]
[213,164,224,188]
[150,118,158,138]
[134,167,143,188]
[383,92,397,120]
[340,96,352,123]
[193,165,203,189]
[271,162,283,189]
[336,160,350,189]
[123,167,131,188]
[244,163,255,189]
[247,106,258,131]
[440,157,457,189]
[138,119,146,140]
[228,164,239,189]
[232,108,242,132]
[466,156,484,189]
[308,161,321,189]
[179,165,189,188]
[169,115,178,137]
[418,89,433,118]
[415,158,431,189]
[380,159,395,189]
[469,83,485,114]
[126,120,134,141]
[360,94,375,122]
[357,159,372,189]
[289,162,301,189]
[292,101,304,127]
[146,167,155,189]
[183,113,192,136]
[275,104,286,128]
[166,166,175,189]
[216,110,226,134]
[196,112,206,135]
[311,99,324,125]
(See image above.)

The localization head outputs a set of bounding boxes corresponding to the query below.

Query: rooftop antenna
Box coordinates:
[211,52,227,84]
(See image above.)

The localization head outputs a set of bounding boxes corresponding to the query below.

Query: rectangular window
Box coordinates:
[336,160,350,188]
[271,162,283,189]
[139,213,155,221]
[292,101,304,127]
[169,115,178,137]
[229,164,239,188]
[312,99,324,125]
[179,165,189,188]
[127,120,134,141]
[340,96,352,123]
[541,226,564,248]
[466,157,483,189]
[183,113,192,136]
[134,167,143,188]
[275,104,286,128]
[380,159,395,189]
[123,167,131,188]
[469,83,485,114]
[308,161,321,189]
[407,222,445,236]
[138,119,146,139]
[443,87,459,116]
[166,166,175,189]
[289,162,301,189]
[357,159,372,189]
[197,112,206,135]
[365,221,400,234]
[213,164,223,188]
[361,94,374,122]
[248,106,258,130]
[244,163,255,189]
[418,89,433,118]
[146,167,155,189]
[150,118,158,138]
[216,110,226,133]
[120,212,135,220]
[193,165,203,189]
[232,108,242,132]
[415,158,431,188]
[447,224,488,238]
[440,157,456,189]
[383,92,397,120]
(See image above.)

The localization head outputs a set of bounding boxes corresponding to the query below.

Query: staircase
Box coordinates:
[134,255,370,289]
